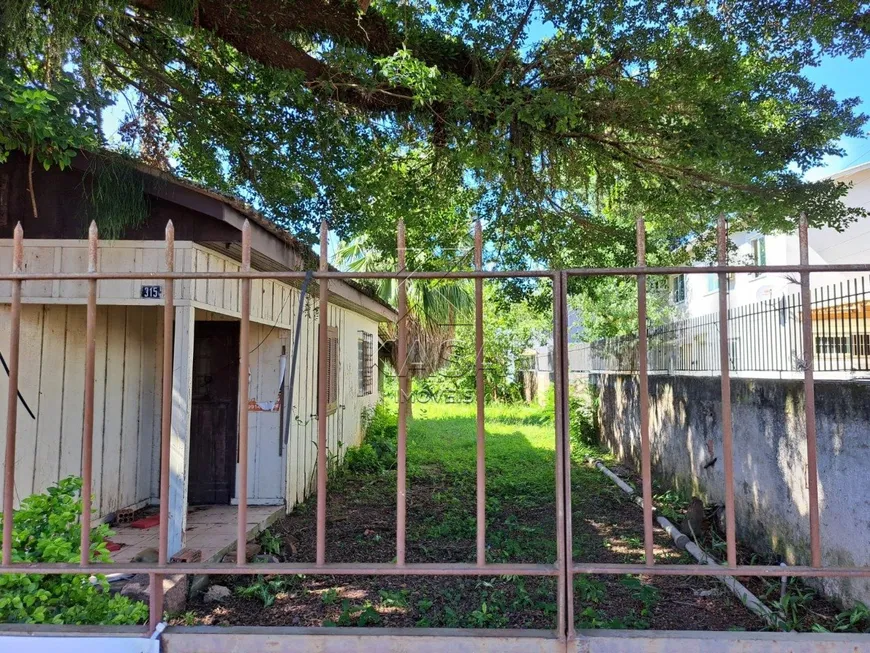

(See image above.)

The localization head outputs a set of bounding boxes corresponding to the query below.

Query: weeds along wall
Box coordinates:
[588,373,870,609]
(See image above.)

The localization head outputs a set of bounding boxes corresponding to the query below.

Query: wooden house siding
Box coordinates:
[0,245,382,526]
[0,240,297,328]
[0,304,160,518]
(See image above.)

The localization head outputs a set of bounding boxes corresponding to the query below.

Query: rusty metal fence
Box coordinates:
[3,212,870,645]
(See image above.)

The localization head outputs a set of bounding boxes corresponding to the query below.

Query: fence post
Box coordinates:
[636,216,655,566]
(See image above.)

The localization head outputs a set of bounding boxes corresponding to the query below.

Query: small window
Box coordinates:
[358,331,373,396]
[750,237,766,276]
[853,334,870,356]
[672,274,686,304]
[815,335,850,355]
[325,326,339,414]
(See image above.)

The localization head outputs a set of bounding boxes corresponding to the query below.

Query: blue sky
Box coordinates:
[803,54,870,180]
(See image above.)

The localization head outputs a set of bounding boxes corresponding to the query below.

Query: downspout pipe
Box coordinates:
[590,458,787,630]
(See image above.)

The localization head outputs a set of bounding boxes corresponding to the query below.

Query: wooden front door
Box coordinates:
[188,321,240,505]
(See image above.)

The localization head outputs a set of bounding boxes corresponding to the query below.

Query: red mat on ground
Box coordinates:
[129,514,160,529]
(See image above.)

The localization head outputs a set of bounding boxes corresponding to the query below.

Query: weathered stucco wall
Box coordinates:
[592,373,870,608]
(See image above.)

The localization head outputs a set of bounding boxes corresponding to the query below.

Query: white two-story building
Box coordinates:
[663,162,870,373]
[673,161,870,318]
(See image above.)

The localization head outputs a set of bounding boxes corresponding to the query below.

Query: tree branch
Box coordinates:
[133,0,482,83]
[486,0,536,86]
[561,131,765,194]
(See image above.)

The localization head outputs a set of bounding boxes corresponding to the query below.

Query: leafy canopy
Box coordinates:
[1,0,869,271]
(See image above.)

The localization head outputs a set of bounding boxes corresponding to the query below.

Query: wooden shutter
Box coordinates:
[327,326,339,414]
[357,331,373,396]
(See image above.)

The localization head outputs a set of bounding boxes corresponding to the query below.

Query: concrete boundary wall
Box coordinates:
[590,373,870,608]
[6,626,870,653]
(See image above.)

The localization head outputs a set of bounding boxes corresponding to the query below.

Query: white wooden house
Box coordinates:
[0,152,395,556]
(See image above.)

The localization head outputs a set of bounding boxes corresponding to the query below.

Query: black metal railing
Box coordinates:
[571,273,870,374]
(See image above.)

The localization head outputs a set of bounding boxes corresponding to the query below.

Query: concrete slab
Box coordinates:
[109,505,282,564]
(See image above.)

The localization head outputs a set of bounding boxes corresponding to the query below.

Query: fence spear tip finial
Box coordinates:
[165,219,175,236]
[88,220,98,238]
[12,222,23,270]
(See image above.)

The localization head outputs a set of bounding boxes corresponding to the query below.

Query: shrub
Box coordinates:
[343,404,398,474]
[0,476,148,624]
[366,406,398,467]
[569,394,598,447]
[345,443,381,474]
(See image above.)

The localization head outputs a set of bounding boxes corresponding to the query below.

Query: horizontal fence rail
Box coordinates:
[3,213,870,645]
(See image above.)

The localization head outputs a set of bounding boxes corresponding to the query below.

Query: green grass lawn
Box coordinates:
[407,401,565,563]
[173,400,818,631]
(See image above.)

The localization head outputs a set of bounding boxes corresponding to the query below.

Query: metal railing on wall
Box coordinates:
[571,272,870,375]
[3,213,870,644]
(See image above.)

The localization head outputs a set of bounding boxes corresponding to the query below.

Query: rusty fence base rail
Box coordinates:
[3,562,869,578]
[0,562,560,575]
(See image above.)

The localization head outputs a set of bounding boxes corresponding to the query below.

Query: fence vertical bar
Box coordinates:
[766,300,773,371]
[474,220,486,566]
[775,297,788,376]
[152,221,175,633]
[716,215,738,567]
[829,285,836,370]
[2,224,23,567]
[826,284,834,370]
[237,220,252,565]
[396,219,408,566]
[863,277,868,370]
[843,282,851,371]
[707,314,713,371]
[636,216,655,566]
[751,304,758,371]
[831,287,836,366]
[846,279,861,371]
[316,220,328,566]
[790,296,797,371]
[552,272,567,639]
[824,288,832,371]
[799,214,822,567]
[79,222,98,567]
[792,294,800,371]
[560,271,575,639]
[813,287,820,370]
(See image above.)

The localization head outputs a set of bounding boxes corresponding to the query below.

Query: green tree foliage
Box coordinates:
[0,476,148,625]
[334,233,474,375]
[1,0,868,272]
[417,284,551,402]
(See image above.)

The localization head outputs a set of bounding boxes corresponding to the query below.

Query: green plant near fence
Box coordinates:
[0,476,148,624]
[344,404,398,474]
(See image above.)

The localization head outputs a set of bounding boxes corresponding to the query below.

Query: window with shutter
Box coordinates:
[327,326,339,414]
[358,331,373,396]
